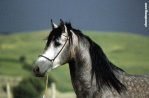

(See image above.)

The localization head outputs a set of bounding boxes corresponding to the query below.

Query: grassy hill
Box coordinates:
[0,31,149,92]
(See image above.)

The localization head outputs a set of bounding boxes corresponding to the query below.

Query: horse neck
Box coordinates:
[68,37,94,93]
[68,34,126,95]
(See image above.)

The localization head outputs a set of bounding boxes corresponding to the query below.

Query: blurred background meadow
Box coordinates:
[0,0,149,98]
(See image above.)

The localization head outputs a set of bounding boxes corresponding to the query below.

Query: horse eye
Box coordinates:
[54,41,61,47]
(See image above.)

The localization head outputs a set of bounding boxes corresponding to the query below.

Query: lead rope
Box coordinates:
[43,74,49,98]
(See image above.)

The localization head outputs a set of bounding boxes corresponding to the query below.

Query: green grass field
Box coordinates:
[0,31,149,92]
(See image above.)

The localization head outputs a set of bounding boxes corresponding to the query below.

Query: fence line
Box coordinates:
[4,79,57,98]
[7,82,12,98]
[51,83,56,98]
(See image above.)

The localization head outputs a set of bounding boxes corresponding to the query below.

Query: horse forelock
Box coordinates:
[46,27,62,47]
[46,22,74,47]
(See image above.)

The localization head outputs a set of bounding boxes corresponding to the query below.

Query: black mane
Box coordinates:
[66,22,126,93]
[88,39,126,93]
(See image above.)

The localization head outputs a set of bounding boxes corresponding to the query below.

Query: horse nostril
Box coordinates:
[33,66,40,73]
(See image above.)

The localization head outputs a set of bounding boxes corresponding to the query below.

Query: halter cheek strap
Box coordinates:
[38,36,69,63]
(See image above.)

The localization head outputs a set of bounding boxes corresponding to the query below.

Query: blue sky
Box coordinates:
[0,0,148,35]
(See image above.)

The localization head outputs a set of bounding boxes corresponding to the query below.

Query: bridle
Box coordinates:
[38,35,69,63]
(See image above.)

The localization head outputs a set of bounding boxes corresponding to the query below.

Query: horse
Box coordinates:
[33,19,149,98]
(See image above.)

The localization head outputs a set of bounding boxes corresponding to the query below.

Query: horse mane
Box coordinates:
[88,39,126,93]
[65,22,126,93]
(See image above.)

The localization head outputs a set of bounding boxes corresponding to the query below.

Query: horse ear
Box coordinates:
[60,19,64,27]
[60,19,68,34]
[51,19,58,29]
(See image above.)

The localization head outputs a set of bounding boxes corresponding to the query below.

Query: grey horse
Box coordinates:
[33,19,149,98]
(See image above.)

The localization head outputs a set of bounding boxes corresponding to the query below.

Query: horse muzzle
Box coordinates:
[33,57,52,77]
[33,66,46,77]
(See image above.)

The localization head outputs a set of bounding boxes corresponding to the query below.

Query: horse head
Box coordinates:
[33,19,72,77]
